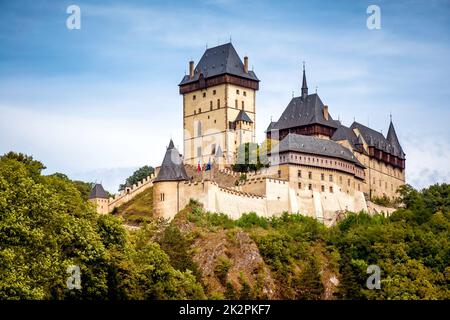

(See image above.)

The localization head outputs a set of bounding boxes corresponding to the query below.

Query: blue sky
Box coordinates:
[0,0,449,192]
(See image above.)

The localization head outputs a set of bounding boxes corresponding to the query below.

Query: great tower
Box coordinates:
[179,43,259,166]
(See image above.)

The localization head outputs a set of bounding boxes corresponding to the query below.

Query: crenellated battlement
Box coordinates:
[107,173,156,211]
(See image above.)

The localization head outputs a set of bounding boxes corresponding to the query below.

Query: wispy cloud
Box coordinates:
[0,0,449,190]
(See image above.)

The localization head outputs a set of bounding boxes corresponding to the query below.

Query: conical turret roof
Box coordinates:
[386,121,405,159]
[89,183,108,199]
[154,139,189,182]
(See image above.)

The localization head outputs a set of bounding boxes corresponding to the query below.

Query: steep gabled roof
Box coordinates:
[235,110,253,123]
[265,121,276,133]
[273,133,364,167]
[154,139,189,182]
[89,184,108,199]
[331,124,358,148]
[179,43,259,86]
[386,121,405,159]
[272,94,339,131]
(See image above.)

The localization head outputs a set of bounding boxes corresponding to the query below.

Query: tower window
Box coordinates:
[193,95,196,100]
[236,89,240,95]
[194,110,196,115]
[241,101,245,109]
[203,92,206,98]
[277,170,281,178]
[211,144,216,155]
[210,101,213,110]
[198,108,201,113]
[213,90,216,95]
[217,99,220,108]
[197,121,202,136]
[308,184,312,190]
[160,193,165,201]
[321,185,325,192]
[298,182,302,189]
[298,170,302,178]
[235,99,238,108]
[308,172,312,179]
[330,186,334,193]
[329,174,333,182]
[243,91,247,96]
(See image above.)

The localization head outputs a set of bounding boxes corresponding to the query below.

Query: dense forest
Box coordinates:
[0,152,448,299]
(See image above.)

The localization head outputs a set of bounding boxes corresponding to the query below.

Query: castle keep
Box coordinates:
[89,43,406,225]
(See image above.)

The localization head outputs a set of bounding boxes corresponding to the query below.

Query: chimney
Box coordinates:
[323,105,329,120]
[189,60,194,79]
[244,56,248,73]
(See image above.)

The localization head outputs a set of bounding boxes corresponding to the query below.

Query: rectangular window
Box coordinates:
[198,108,201,113]
[197,121,202,136]
[329,175,333,182]
[321,185,325,192]
[277,170,281,178]
[241,101,245,109]
[211,144,216,155]
[193,95,196,100]
[217,99,220,108]
[243,91,247,96]
[213,89,216,95]
[330,186,333,193]
[236,89,240,94]
[203,92,206,98]
[298,170,302,178]
[308,184,312,190]
[210,101,213,110]
[235,99,238,108]
[160,193,165,201]
[308,172,312,179]
[321,173,324,181]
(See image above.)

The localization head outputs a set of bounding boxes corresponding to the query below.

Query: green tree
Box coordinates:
[119,165,154,191]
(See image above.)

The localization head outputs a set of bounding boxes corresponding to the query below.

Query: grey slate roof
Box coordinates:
[154,139,189,182]
[265,121,276,133]
[273,133,364,167]
[386,121,405,159]
[272,94,339,131]
[89,184,108,199]
[331,124,358,148]
[350,121,405,159]
[235,110,253,123]
[179,43,259,86]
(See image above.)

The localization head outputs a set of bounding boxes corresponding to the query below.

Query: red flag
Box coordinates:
[197,162,201,172]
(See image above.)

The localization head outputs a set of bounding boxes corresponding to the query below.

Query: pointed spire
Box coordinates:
[155,139,189,182]
[301,61,308,100]
[386,119,404,158]
[168,139,175,150]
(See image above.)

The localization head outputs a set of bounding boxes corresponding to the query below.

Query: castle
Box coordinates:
[89,43,405,225]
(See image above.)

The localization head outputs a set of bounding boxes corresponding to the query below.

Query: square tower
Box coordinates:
[179,43,259,166]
